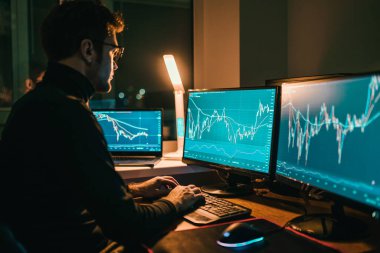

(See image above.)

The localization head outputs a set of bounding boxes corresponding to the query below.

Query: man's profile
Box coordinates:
[0,1,202,252]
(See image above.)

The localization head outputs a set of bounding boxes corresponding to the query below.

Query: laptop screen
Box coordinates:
[93,109,162,155]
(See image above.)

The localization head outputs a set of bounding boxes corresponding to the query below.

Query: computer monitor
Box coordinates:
[183,87,279,196]
[265,73,346,87]
[275,73,380,239]
[93,109,162,155]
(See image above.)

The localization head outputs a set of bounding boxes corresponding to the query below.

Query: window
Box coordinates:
[0,0,193,140]
[101,0,193,139]
[0,0,12,107]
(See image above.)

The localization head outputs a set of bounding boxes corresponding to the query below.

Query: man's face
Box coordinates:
[91,33,120,93]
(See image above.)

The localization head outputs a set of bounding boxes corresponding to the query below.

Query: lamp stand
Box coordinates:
[164,90,185,159]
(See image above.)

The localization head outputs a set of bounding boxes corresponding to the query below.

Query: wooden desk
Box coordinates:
[229,195,379,253]
[174,190,379,252]
[117,159,379,253]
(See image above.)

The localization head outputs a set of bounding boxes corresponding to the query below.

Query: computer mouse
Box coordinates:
[217,222,265,248]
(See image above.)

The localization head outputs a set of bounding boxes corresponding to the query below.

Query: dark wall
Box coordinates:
[240,0,288,86]
[288,0,380,77]
[240,0,380,84]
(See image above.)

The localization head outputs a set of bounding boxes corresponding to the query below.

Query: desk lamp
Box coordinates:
[163,54,185,158]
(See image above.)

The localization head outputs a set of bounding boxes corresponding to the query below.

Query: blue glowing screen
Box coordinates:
[93,110,162,152]
[184,88,276,174]
[277,74,380,209]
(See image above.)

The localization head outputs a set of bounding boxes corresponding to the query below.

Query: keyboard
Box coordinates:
[113,157,160,167]
[184,193,252,225]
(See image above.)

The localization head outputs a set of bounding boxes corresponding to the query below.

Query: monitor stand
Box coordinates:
[269,180,303,198]
[286,202,368,241]
[201,172,253,197]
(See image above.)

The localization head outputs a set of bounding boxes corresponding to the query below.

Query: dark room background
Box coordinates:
[240,0,380,86]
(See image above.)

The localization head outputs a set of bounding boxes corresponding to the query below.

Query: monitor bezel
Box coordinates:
[265,73,347,87]
[268,71,380,213]
[182,86,280,181]
[92,108,163,156]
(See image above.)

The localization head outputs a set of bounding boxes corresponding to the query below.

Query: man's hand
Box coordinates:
[161,185,204,213]
[127,176,179,198]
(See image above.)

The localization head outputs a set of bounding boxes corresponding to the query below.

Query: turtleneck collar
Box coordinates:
[42,62,95,103]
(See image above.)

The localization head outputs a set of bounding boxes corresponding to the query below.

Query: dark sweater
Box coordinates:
[0,62,177,253]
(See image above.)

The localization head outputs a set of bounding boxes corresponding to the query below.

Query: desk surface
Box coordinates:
[117,158,379,253]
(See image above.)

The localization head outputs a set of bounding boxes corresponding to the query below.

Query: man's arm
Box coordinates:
[60,102,202,244]
[59,103,176,241]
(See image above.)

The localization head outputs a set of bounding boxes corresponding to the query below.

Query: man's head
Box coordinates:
[41,1,124,93]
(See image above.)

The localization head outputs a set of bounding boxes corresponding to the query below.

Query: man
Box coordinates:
[0,1,203,252]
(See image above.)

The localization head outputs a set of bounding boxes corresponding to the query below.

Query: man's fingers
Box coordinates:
[161,176,179,186]
[158,178,178,188]
[187,185,201,193]
[192,187,202,194]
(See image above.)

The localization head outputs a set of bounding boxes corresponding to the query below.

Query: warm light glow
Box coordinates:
[163,54,184,92]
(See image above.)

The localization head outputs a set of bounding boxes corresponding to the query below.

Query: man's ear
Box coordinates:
[80,39,96,64]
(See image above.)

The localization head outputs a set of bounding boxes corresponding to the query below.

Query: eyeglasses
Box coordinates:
[101,42,125,63]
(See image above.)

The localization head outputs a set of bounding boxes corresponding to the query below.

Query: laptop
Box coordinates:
[93,109,163,167]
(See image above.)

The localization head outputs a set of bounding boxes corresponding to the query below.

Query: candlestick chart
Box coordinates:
[184,89,276,173]
[276,74,380,209]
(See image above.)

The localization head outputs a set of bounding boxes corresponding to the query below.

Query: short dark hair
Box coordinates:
[41,1,124,62]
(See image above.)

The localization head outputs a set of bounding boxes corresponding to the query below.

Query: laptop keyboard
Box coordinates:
[113,157,160,166]
[113,157,155,161]
[184,193,251,225]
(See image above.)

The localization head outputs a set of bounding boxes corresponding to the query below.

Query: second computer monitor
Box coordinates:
[276,74,380,210]
[183,87,278,176]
